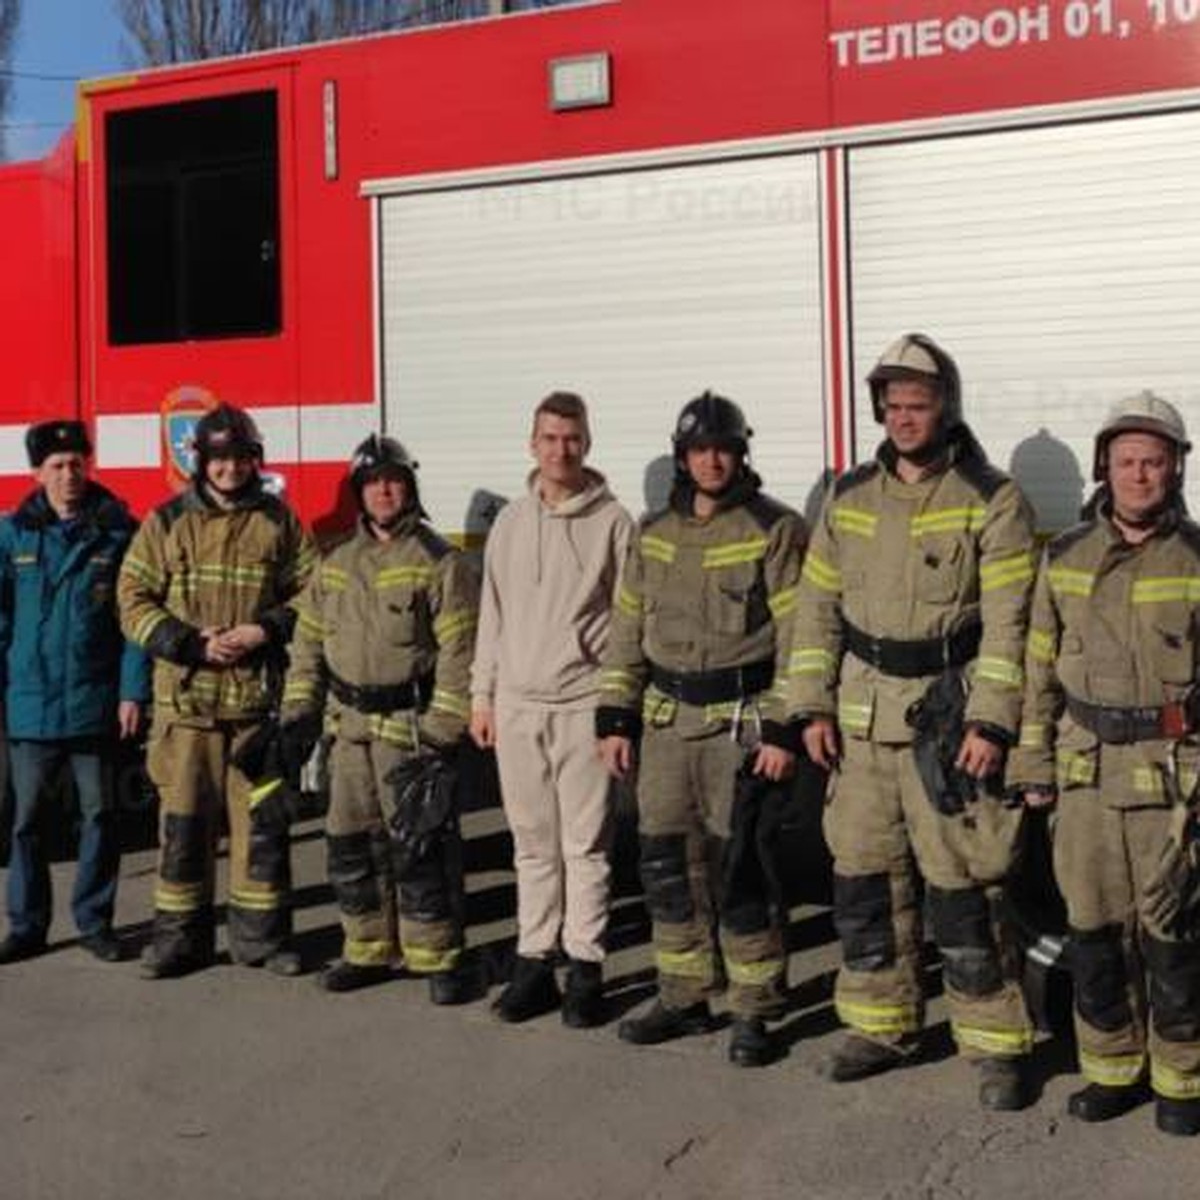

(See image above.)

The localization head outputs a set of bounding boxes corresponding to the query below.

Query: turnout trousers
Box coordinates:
[823,737,1033,1059]
[146,721,292,964]
[326,736,463,974]
[636,720,786,1018]
[1055,790,1200,1102]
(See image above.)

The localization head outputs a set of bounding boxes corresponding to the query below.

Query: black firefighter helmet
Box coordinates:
[671,390,753,465]
[192,404,264,478]
[349,434,423,514]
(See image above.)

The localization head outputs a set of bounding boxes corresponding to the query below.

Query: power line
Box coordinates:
[0,67,79,82]
[0,120,67,129]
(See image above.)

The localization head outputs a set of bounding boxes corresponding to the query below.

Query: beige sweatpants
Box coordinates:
[494,702,613,963]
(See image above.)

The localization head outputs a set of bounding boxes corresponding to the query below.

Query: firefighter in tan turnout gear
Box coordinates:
[597,392,807,1068]
[280,435,479,1004]
[1010,394,1200,1138]
[119,405,316,978]
[791,335,1036,1110]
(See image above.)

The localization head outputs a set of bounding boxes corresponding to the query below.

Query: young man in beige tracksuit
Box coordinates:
[470,392,634,1027]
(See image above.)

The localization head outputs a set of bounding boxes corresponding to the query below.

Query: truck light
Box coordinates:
[548,53,611,111]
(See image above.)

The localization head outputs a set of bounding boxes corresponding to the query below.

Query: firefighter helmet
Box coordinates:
[671,391,752,459]
[868,333,963,428]
[1093,391,1190,482]
[192,404,263,475]
[349,434,418,490]
[349,434,422,519]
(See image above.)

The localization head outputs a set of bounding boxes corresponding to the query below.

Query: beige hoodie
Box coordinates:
[471,468,633,710]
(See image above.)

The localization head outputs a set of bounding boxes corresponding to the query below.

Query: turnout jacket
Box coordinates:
[282,512,479,749]
[118,482,315,726]
[0,482,149,739]
[597,477,807,745]
[1009,495,1200,805]
[789,432,1037,744]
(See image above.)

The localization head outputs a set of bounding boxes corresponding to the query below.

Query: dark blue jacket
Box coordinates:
[0,481,151,740]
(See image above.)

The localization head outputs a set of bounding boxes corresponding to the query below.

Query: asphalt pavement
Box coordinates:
[1,801,1196,1200]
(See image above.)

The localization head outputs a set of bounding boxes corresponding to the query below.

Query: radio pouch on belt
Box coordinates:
[906,670,978,817]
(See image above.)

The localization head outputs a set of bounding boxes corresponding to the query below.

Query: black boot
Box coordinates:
[728,1017,773,1068]
[819,1034,910,1083]
[1067,1082,1149,1124]
[239,945,302,976]
[140,943,214,980]
[80,927,122,963]
[493,956,562,1023]
[562,959,605,1029]
[0,933,47,964]
[617,1000,716,1046]
[429,961,478,1007]
[315,960,393,993]
[978,1057,1030,1111]
[1156,1096,1200,1137]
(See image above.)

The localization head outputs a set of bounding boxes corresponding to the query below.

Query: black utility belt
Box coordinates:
[843,619,981,679]
[648,657,774,707]
[1065,693,1192,744]
[328,671,431,715]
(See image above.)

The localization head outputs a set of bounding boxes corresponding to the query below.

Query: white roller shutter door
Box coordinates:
[378,155,825,533]
[849,110,1200,528]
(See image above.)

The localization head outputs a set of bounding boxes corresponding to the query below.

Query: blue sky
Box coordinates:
[7,0,125,161]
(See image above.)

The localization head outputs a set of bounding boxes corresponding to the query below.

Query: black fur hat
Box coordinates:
[26,420,92,467]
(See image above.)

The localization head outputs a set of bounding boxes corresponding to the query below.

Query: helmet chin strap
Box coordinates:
[1113,495,1173,530]
[367,511,408,534]
[202,468,257,504]
[896,428,949,468]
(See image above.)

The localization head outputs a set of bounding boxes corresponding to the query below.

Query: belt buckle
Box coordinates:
[868,636,885,669]
[1162,702,1190,740]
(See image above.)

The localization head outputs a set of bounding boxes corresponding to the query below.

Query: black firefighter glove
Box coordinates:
[232,721,300,847]
[278,712,324,787]
[905,670,1005,816]
[384,751,460,877]
[1145,757,1200,941]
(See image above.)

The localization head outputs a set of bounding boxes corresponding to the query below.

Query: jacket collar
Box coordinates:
[13,480,131,534]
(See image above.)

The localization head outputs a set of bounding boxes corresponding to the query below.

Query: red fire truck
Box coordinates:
[1,0,1198,533]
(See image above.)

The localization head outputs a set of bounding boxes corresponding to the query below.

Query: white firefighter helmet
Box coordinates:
[1092,391,1190,482]
[867,333,963,428]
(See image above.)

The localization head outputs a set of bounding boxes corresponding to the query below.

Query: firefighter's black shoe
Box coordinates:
[819,1034,909,1083]
[728,1017,773,1068]
[493,956,562,1023]
[562,959,605,1029]
[617,1000,717,1046]
[429,963,477,1007]
[139,944,214,980]
[263,948,303,977]
[80,927,122,963]
[977,1057,1030,1111]
[316,960,392,993]
[1067,1082,1149,1124]
[238,946,302,976]
[1156,1096,1200,1138]
[0,934,47,964]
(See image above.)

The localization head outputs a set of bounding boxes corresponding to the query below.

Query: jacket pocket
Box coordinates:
[914,538,964,604]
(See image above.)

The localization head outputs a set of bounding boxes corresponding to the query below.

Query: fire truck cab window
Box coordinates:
[106,91,280,345]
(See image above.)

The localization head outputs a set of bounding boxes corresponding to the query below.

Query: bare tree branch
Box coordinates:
[0,0,22,162]
[114,0,576,66]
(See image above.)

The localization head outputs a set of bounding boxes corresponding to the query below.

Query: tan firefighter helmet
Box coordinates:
[1092,390,1190,482]
[867,333,962,428]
